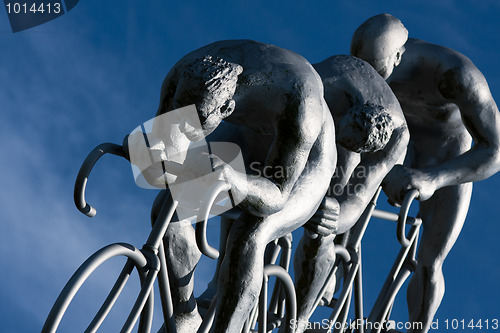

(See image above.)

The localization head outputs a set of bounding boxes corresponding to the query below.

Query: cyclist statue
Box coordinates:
[147,40,336,332]
[352,14,500,332]
[292,55,409,333]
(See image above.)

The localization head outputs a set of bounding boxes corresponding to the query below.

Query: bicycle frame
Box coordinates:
[43,189,179,333]
[43,142,185,333]
[43,142,297,333]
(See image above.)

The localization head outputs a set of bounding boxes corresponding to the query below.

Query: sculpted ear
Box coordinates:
[394,51,402,67]
[394,45,405,67]
[221,99,236,118]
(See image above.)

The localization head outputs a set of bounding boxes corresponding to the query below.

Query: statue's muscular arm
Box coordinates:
[310,117,409,236]
[385,57,500,204]
[428,61,500,185]
[154,59,325,218]
[221,93,324,217]
[336,122,409,233]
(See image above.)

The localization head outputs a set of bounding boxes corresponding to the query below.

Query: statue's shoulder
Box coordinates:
[316,55,388,94]
[315,55,377,79]
[406,38,474,73]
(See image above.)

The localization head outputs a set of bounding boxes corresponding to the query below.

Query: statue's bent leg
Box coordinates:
[294,232,337,333]
[211,212,269,333]
[163,220,203,332]
[210,168,332,332]
[211,118,335,332]
[407,182,472,333]
[152,191,203,333]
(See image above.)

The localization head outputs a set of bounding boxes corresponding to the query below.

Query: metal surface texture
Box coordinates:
[45,143,299,333]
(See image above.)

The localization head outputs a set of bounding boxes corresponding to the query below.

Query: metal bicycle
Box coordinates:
[41,142,297,333]
[302,188,422,333]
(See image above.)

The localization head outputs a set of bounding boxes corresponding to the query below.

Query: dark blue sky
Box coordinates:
[1,1,499,332]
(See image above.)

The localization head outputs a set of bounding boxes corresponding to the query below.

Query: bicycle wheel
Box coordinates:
[42,242,154,333]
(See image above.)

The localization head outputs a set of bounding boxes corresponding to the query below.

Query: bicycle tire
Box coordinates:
[42,242,154,333]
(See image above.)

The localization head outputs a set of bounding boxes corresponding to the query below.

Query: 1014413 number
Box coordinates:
[5,2,61,14]
[443,319,499,330]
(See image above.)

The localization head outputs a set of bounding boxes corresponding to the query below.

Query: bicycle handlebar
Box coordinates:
[397,189,420,247]
[195,180,232,260]
[74,143,128,217]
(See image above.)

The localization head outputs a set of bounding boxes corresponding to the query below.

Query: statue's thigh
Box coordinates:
[417,182,472,265]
